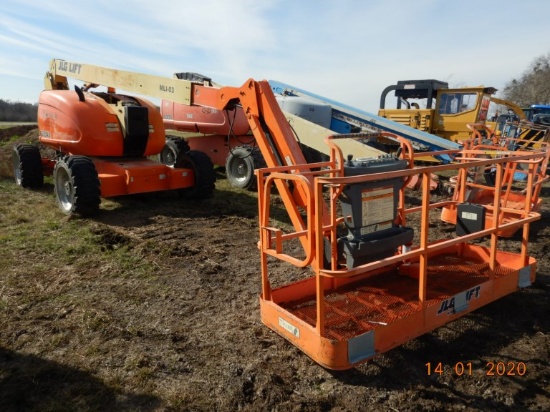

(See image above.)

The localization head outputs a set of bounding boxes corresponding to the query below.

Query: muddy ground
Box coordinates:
[0,126,549,411]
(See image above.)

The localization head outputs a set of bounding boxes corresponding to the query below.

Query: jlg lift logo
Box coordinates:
[437,286,481,315]
[57,61,81,74]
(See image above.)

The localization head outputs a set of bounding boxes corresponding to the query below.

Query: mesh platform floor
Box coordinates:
[280,254,514,340]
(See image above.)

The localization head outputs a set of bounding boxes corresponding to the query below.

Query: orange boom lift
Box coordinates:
[13,59,216,215]
[440,123,549,237]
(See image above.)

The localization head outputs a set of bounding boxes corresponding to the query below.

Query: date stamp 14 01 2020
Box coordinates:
[425,361,527,377]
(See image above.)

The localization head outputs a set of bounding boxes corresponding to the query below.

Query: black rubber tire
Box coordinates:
[225,146,266,190]
[159,136,191,167]
[12,144,44,188]
[176,150,216,199]
[53,156,101,216]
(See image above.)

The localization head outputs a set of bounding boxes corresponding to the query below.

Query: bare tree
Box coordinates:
[502,52,550,106]
[0,99,38,122]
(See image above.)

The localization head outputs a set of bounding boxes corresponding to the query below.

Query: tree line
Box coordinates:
[0,99,38,122]
[503,52,550,107]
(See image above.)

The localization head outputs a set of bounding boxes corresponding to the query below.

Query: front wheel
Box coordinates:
[176,150,216,199]
[12,144,44,188]
[53,156,101,216]
[225,146,266,190]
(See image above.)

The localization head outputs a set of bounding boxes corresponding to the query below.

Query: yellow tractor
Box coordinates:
[378,79,525,143]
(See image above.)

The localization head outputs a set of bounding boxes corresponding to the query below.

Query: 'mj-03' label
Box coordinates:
[437,285,481,315]
[159,84,175,93]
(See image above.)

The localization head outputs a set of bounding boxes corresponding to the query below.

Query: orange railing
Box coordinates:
[256,134,547,348]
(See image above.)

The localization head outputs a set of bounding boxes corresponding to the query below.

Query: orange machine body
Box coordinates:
[162,99,253,166]
[162,99,250,136]
[37,89,196,198]
[38,90,165,157]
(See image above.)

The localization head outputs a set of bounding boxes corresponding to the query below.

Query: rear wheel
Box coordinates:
[176,150,216,199]
[12,144,44,188]
[225,146,266,190]
[53,156,100,216]
[159,136,191,167]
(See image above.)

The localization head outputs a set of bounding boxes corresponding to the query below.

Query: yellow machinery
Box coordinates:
[378,79,526,143]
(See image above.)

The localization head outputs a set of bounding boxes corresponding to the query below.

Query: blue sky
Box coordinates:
[1,0,549,112]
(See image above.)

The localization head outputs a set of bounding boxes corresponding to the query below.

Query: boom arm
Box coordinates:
[45,61,309,172]
[44,59,194,105]
[195,79,311,233]
[490,96,526,120]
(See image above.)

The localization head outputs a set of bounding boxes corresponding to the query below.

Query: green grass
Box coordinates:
[0,176,169,409]
[0,176,159,290]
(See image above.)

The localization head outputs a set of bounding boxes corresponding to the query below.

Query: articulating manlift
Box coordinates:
[13,59,217,215]
[212,79,547,369]
[15,59,548,369]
